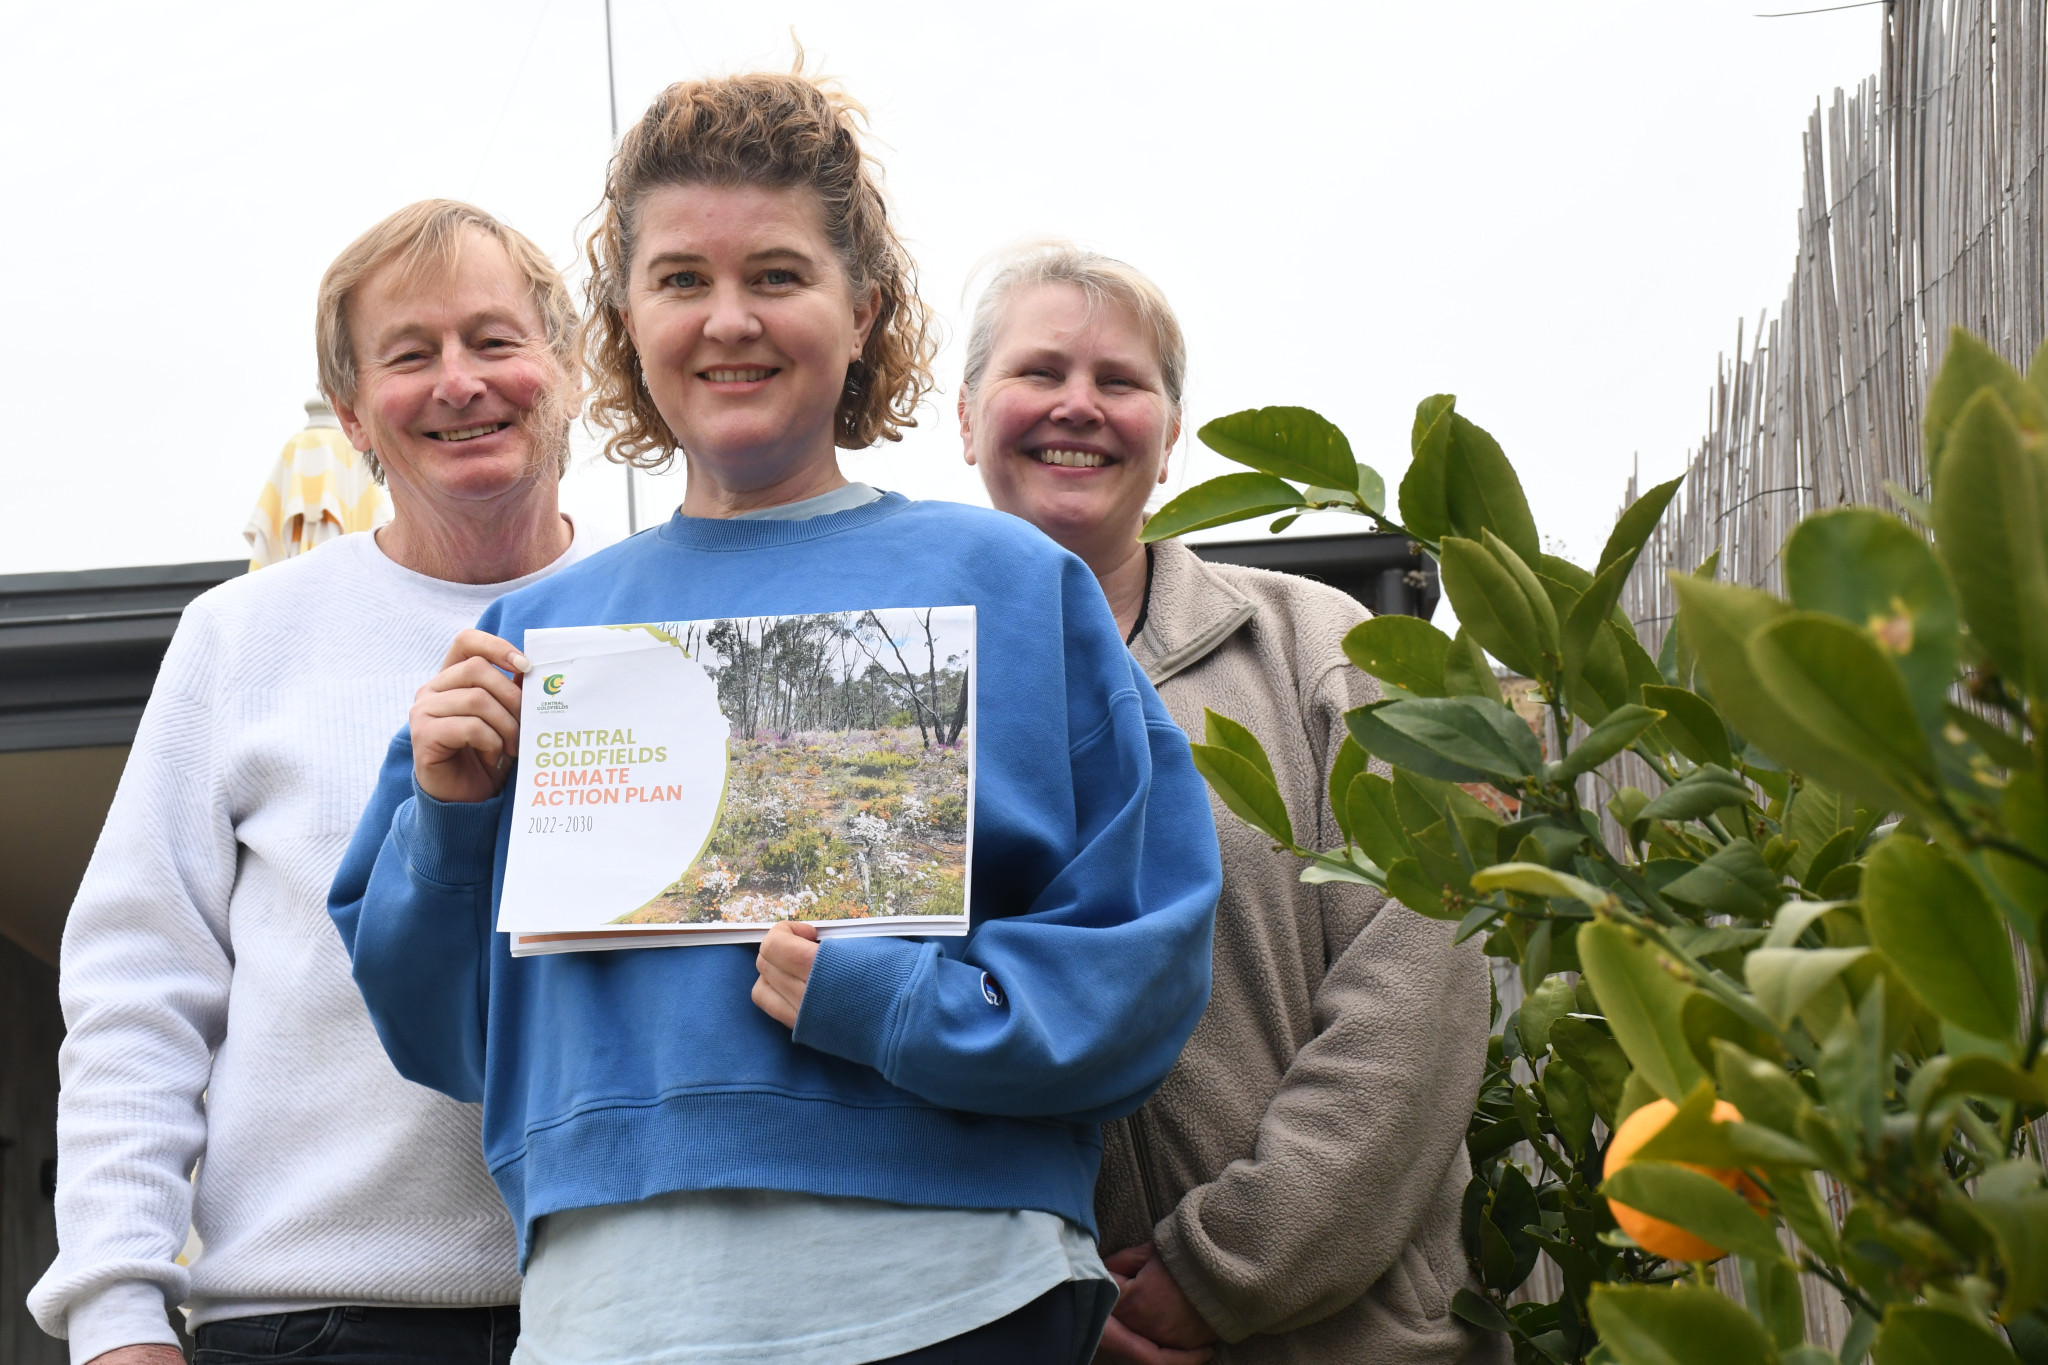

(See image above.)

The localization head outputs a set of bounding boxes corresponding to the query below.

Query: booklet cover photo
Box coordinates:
[500,606,974,955]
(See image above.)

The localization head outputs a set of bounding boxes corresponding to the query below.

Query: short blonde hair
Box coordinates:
[962,241,1186,410]
[581,69,937,469]
[315,200,579,479]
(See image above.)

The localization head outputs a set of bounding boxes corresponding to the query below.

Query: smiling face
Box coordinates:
[962,282,1180,560]
[332,231,565,508]
[622,182,879,508]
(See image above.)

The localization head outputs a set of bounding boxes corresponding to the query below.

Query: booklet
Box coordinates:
[499,607,974,956]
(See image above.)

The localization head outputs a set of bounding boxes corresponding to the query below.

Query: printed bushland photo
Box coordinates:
[612,606,972,928]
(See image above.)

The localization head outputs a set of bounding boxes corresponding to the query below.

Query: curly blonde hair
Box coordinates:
[582,69,936,469]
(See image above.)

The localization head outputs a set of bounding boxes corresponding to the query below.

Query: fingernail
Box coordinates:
[508,651,531,674]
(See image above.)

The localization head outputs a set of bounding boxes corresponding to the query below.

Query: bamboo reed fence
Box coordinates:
[1618,0,2047,638]
[1500,0,2048,1342]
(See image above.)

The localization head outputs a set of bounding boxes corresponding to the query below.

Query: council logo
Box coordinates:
[542,674,566,695]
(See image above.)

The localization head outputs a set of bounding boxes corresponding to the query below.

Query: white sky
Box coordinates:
[2,1,1880,582]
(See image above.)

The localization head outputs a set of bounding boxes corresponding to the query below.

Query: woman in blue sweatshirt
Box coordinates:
[328,71,1221,1365]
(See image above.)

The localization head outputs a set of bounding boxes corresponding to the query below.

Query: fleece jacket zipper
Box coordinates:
[1125,1109,1168,1230]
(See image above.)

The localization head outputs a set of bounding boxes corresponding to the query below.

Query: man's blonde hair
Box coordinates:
[315,200,579,479]
[962,241,1186,411]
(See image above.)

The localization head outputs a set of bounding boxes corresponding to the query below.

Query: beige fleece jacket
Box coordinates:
[1099,539,1502,1365]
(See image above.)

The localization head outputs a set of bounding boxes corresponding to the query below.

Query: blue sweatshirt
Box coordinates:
[328,494,1220,1261]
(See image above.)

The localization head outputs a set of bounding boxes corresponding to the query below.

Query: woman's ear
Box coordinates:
[850,282,882,357]
[1158,412,1183,484]
[958,385,977,466]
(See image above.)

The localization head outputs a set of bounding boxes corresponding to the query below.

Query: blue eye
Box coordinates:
[762,269,799,286]
[666,271,704,289]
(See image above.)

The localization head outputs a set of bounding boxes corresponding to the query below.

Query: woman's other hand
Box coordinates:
[1095,1243,1216,1363]
[410,629,529,803]
[751,920,821,1027]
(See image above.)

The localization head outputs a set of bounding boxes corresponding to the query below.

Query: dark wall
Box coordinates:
[1,934,63,1364]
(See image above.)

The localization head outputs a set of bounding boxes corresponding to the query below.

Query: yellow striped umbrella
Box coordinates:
[243,395,389,569]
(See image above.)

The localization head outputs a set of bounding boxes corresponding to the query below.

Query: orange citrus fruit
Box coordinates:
[1604,1097,1766,1262]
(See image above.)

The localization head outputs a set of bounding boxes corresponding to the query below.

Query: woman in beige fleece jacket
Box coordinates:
[959,243,1502,1365]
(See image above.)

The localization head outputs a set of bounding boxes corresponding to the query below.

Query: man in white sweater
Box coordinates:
[29,200,595,1365]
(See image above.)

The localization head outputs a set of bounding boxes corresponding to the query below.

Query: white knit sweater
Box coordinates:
[29,526,589,1363]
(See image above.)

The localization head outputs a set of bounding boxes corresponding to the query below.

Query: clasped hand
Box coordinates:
[1096,1243,1217,1364]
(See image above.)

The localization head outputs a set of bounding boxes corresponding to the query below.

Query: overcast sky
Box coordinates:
[2,1,1878,582]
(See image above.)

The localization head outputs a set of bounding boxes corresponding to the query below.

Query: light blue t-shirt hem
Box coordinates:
[510,1190,1111,1365]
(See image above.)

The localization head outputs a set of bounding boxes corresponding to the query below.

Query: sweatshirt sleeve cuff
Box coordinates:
[1153,1203,1255,1344]
[790,936,930,1076]
[63,1280,179,1364]
[400,780,507,888]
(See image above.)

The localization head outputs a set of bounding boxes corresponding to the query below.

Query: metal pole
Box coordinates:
[605,0,638,534]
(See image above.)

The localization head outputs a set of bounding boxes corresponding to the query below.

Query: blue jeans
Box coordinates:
[867,1281,1112,1365]
[191,1305,519,1364]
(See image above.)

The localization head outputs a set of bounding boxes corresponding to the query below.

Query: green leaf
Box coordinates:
[1345,697,1543,784]
[1783,507,1961,728]
[1441,537,1546,680]
[1541,1051,1598,1160]
[1661,841,1785,920]
[1345,773,1409,871]
[1298,857,1381,887]
[1471,862,1615,911]
[1682,992,1781,1074]
[1670,576,1810,770]
[1554,704,1665,781]
[1637,764,1752,826]
[1518,975,1578,1056]
[1196,405,1358,490]
[1552,1016,1633,1129]
[1800,829,1859,896]
[1202,709,1275,787]
[1399,395,1456,544]
[1343,615,1452,698]
[1989,772,2048,945]
[1589,1284,1782,1365]
[1968,1161,2048,1318]
[1926,1055,2048,1108]
[1356,463,1387,515]
[1925,326,2047,481]
[1713,1041,1808,1136]
[1861,835,2019,1044]
[1141,472,1306,541]
[1786,781,1856,882]
[1930,386,2048,700]
[1744,1253,1809,1350]
[1872,1304,2019,1365]
[1579,921,1706,1102]
[1765,1164,1842,1261]
[1641,686,1735,770]
[1564,553,1645,702]
[1188,743,1295,847]
[1384,857,1452,918]
[1600,1163,1781,1261]
[1443,628,1505,702]
[1601,476,1685,576]
[1747,612,1943,818]
[1327,737,1369,847]
[1946,702,2034,771]
[1744,947,1870,1029]
[1449,1287,1513,1335]
[1482,529,1562,662]
[1444,413,1541,565]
